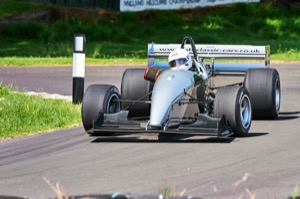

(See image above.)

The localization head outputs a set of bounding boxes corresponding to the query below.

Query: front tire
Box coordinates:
[244,68,280,119]
[214,86,252,137]
[81,84,120,135]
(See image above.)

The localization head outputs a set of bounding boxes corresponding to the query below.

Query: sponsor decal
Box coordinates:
[156,47,261,54]
[169,0,202,4]
[148,0,167,5]
[123,0,144,6]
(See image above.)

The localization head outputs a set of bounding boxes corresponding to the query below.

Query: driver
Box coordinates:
[168,48,192,70]
[168,48,208,81]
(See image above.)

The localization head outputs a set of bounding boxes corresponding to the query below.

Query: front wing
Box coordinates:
[89,111,232,137]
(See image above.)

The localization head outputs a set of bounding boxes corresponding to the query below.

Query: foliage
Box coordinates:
[0,1,300,63]
[0,0,44,17]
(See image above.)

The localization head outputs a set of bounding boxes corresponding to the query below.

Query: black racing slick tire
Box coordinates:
[214,86,252,137]
[244,68,280,119]
[121,68,153,118]
[197,83,206,113]
[81,84,120,135]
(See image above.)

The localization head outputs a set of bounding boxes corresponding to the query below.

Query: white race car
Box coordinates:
[81,36,280,137]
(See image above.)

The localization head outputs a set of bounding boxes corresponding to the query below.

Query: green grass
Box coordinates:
[0,1,300,66]
[0,56,146,67]
[0,84,81,139]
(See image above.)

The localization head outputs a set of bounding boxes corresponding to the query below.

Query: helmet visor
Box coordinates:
[169,58,188,68]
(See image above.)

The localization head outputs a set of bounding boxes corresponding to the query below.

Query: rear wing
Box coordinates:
[147,43,270,76]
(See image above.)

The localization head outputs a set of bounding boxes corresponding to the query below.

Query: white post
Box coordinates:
[72,34,86,104]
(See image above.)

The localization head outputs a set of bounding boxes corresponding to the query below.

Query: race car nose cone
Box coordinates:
[166,73,174,80]
[150,69,194,128]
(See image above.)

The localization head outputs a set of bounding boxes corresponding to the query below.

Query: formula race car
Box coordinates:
[81,36,280,137]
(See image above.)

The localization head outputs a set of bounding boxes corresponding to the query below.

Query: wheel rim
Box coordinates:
[240,94,251,129]
[275,78,280,113]
[107,94,120,113]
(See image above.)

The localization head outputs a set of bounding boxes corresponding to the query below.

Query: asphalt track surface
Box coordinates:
[0,63,299,199]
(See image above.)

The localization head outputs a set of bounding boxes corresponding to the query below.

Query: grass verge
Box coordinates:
[0,56,147,67]
[0,84,81,139]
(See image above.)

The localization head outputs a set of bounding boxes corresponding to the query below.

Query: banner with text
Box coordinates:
[120,0,259,12]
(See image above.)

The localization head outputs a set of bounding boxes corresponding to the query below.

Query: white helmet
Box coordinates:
[168,48,192,70]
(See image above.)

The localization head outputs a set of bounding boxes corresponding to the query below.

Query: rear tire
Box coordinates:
[121,68,153,118]
[244,68,280,119]
[81,84,120,135]
[214,86,252,137]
